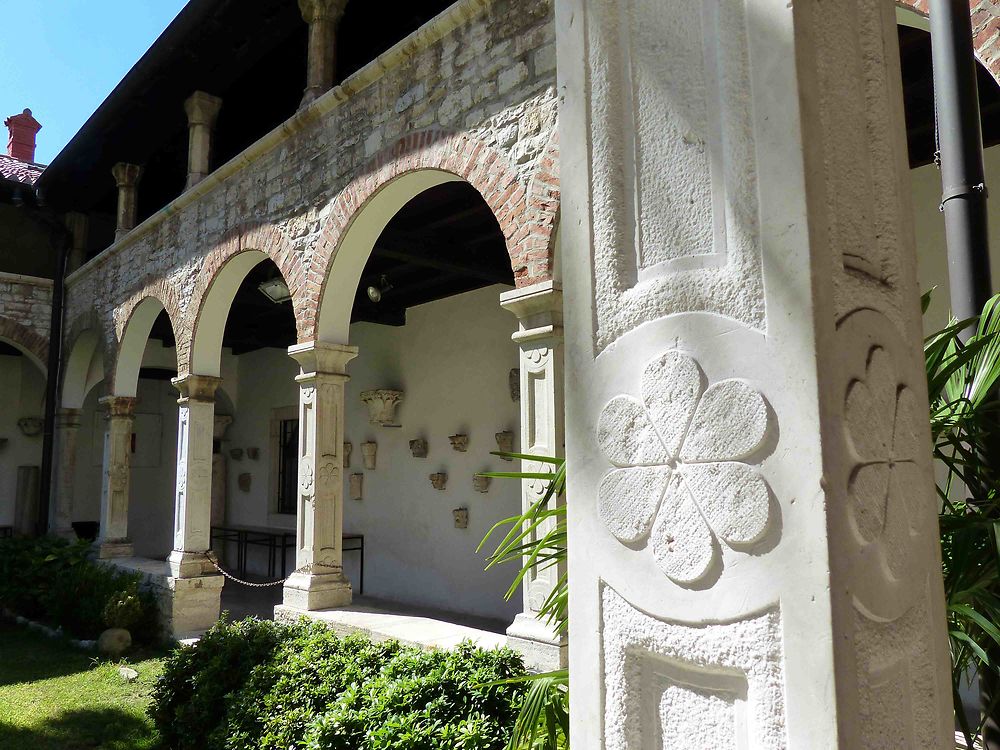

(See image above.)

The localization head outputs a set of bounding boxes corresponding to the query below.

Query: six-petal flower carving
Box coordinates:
[596,351,774,584]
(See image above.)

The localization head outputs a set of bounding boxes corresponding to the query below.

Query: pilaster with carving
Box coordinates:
[97,396,136,558]
[500,280,567,670]
[283,341,358,610]
[52,407,82,538]
[557,0,952,746]
[169,375,221,578]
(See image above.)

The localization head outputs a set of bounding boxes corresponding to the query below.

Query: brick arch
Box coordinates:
[305,128,559,340]
[0,315,48,372]
[896,1,1000,85]
[521,127,561,282]
[111,282,184,396]
[182,222,308,375]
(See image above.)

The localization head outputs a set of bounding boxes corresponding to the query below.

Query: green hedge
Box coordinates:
[150,617,528,750]
[0,536,159,642]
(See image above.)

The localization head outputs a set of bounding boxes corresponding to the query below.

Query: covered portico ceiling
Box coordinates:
[147,181,512,354]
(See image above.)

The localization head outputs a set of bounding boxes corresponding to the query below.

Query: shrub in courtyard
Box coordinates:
[0,536,158,642]
[149,617,527,750]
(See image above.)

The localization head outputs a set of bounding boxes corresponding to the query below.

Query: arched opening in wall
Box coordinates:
[323,178,523,629]
[90,304,187,560]
[190,254,297,607]
[0,337,48,537]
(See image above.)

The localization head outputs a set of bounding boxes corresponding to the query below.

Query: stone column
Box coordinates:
[282,341,358,610]
[298,0,348,107]
[557,0,953,747]
[183,91,222,190]
[63,212,88,272]
[168,375,221,578]
[52,407,82,539]
[97,396,135,558]
[111,162,142,241]
[499,280,567,671]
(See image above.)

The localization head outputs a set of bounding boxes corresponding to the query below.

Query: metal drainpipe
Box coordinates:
[930,1,996,745]
[36,199,69,537]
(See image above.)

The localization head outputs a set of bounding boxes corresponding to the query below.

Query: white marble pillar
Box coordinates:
[52,407,82,539]
[97,396,135,558]
[500,280,567,671]
[298,0,348,107]
[111,162,142,241]
[183,91,222,190]
[282,341,358,610]
[557,0,953,746]
[168,375,220,578]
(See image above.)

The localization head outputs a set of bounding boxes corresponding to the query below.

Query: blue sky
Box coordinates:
[2,1,188,165]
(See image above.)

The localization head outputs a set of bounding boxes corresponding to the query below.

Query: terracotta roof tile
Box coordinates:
[0,154,44,186]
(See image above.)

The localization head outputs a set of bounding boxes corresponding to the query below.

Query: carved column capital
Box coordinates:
[298,0,348,24]
[288,341,358,381]
[183,90,222,129]
[99,395,137,419]
[55,407,82,429]
[171,374,222,403]
[500,280,563,345]
[111,162,143,189]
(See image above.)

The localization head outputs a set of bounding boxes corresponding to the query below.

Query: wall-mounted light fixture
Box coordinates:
[366,274,392,303]
[258,277,291,303]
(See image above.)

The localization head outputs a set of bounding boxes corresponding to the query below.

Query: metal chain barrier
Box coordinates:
[205,550,289,588]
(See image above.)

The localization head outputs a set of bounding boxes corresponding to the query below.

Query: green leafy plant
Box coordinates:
[103,594,145,630]
[0,536,158,642]
[149,617,527,750]
[925,289,1000,746]
[479,453,569,750]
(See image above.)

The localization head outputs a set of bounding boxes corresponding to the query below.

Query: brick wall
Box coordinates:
[64,0,559,388]
[0,272,52,364]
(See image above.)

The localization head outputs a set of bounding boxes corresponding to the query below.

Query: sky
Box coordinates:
[1,0,189,165]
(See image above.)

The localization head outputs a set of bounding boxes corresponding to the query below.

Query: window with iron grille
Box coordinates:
[276,418,299,515]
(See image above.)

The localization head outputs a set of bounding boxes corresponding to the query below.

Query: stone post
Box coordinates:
[52,407,82,539]
[168,375,221,578]
[298,0,348,107]
[97,396,135,558]
[282,341,358,610]
[557,0,953,747]
[183,91,222,190]
[111,162,142,241]
[64,212,88,272]
[499,280,567,671]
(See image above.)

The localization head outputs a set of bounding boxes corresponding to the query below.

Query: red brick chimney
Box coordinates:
[5,109,42,163]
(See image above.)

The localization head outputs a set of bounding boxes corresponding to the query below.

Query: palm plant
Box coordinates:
[925,290,1000,747]
[478,453,569,750]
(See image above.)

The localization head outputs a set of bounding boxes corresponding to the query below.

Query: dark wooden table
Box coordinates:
[211,524,364,594]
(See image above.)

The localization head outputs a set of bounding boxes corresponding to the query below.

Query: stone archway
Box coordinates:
[0,315,48,373]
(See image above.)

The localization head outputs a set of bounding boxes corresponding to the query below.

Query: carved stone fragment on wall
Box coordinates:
[409,438,428,458]
[349,473,363,502]
[361,441,377,469]
[449,434,469,452]
[360,389,403,426]
[430,472,448,490]
[453,507,469,528]
[17,418,43,437]
[495,430,515,459]
[343,441,352,468]
[509,369,520,402]
[237,473,251,492]
[473,474,491,494]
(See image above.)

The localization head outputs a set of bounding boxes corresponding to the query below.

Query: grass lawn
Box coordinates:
[0,620,165,750]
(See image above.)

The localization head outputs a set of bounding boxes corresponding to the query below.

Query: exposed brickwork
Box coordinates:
[63,0,559,389]
[0,273,51,365]
[897,1,1000,85]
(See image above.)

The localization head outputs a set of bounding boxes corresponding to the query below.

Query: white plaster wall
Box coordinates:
[221,286,521,622]
[914,145,1000,330]
[0,355,45,527]
[343,285,521,623]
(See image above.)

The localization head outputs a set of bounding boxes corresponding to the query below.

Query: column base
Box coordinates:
[506,612,567,672]
[159,574,225,640]
[96,540,134,559]
[283,569,352,611]
[168,550,215,578]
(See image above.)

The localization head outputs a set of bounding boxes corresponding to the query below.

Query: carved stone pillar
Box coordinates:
[64,212,88,272]
[298,0,348,107]
[111,162,143,241]
[500,281,567,671]
[282,341,358,610]
[557,0,953,746]
[52,407,82,539]
[97,396,136,558]
[183,91,222,189]
[168,375,221,578]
